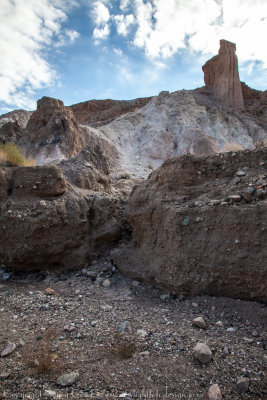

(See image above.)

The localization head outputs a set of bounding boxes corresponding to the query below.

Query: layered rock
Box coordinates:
[202,40,244,110]
[0,110,32,145]
[112,148,267,302]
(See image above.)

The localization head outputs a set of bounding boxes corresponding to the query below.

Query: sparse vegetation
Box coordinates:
[220,142,244,153]
[254,138,267,149]
[0,143,35,166]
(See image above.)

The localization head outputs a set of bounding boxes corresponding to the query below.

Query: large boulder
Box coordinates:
[202,39,244,110]
[112,148,267,302]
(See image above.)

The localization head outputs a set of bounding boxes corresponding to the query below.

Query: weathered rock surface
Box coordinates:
[70,97,152,127]
[0,110,32,145]
[0,151,122,271]
[22,97,86,164]
[202,39,244,110]
[112,148,267,302]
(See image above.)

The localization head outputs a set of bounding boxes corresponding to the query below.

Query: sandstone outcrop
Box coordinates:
[202,40,244,110]
[112,148,267,302]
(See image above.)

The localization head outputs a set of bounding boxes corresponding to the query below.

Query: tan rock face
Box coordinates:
[202,39,244,110]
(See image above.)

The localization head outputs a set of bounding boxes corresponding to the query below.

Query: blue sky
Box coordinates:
[0,0,266,115]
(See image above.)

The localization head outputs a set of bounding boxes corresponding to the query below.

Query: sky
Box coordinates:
[0,0,266,115]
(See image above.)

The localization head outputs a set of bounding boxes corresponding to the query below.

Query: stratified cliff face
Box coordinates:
[202,40,244,110]
[112,148,267,302]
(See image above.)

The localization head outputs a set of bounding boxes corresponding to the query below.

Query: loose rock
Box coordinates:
[56,371,80,387]
[192,316,207,329]
[1,342,16,357]
[208,384,222,400]
[194,342,212,364]
[236,377,249,393]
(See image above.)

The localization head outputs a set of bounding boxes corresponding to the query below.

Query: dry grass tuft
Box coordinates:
[220,142,244,153]
[0,143,35,166]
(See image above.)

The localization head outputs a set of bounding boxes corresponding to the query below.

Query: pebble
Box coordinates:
[103,279,111,288]
[192,302,198,308]
[208,384,222,400]
[216,321,224,327]
[132,280,140,287]
[18,339,25,347]
[44,390,57,398]
[192,316,207,329]
[194,342,212,364]
[56,371,80,387]
[91,320,97,327]
[236,170,246,177]
[236,377,249,393]
[0,372,11,380]
[44,288,55,295]
[137,329,148,338]
[227,327,238,332]
[229,195,242,202]
[1,343,16,357]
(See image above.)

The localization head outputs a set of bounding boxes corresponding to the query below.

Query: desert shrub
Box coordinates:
[220,142,244,153]
[118,171,131,180]
[0,143,35,166]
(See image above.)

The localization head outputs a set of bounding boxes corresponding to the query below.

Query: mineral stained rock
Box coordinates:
[112,148,267,302]
[202,39,244,110]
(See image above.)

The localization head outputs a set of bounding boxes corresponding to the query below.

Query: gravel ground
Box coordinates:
[0,260,266,400]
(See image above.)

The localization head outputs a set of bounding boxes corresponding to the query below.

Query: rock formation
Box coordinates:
[202,39,244,110]
[112,148,267,302]
[0,149,123,271]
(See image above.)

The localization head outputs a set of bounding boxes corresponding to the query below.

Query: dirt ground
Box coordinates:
[0,260,266,400]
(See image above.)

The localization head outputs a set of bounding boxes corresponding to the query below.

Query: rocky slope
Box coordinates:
[112,148,267,302]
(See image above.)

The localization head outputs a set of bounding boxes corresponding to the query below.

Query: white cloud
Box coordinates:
[93,24,110,40]
[91,0,267,73]
[0,0,77,110]
[114,14,135,36]
[92,1,110,26]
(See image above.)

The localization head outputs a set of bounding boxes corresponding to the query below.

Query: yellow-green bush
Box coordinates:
[0,143,35,166]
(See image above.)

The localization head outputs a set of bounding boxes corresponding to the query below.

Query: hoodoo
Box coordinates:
[202,39,244,110]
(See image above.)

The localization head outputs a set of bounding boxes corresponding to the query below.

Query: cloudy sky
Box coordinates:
[0,0,266,114]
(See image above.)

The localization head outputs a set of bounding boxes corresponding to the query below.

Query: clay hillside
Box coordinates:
[0,40,266,400]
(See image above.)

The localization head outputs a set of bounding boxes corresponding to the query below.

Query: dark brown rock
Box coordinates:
[0,156,122,271]
[202,40,244,110]
[112,148,267,302]
[70,97,152,127]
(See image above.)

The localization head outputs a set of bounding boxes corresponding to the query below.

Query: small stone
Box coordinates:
[44,288,55,295]
[118,321,128,333]
[91,320,97,327]
[137,329,148,338]
[18,339,25,347]
[1,343,16,357]
[56,371,79,387]
[257,189,265,199]
[0,372,11,380]
[236,377,249,393]
[227,327,238,332]
[208,384,222,400]
[252,330,259,337]
[236,170,246,177]
[216,321,224,327]
[229,195,242,202]
[182,217,189,226]
[211,306,216,312]
[223,346,229,355]
[192,302,198,308]
[194,342,212,364]
[44,390,57,398]
[132,280,140,287]
[40,200,46,207]
[243,337,254,344]
[192,316,207,329]
[103,279,111,288]
[139,351,150,356]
